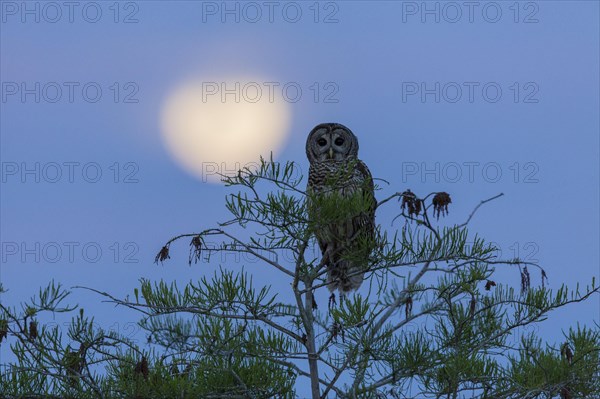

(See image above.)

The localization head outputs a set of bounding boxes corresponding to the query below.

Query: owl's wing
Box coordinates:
[355,159,376,233]
[337,159,376,292]
[306,163,329,261]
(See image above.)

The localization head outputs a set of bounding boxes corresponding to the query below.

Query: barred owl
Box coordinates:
[306,123,376,292]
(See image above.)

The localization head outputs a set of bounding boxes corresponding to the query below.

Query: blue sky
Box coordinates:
[1,1,599,395]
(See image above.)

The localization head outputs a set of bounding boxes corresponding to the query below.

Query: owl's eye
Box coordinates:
[317,138,327,146]
[334,137,345,146]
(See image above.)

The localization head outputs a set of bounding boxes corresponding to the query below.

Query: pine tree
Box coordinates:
[1,157,598,398]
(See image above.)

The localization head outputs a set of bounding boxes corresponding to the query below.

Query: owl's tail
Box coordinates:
[327,260,365,293]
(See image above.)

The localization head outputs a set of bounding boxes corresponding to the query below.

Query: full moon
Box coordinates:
[160,77,292,183]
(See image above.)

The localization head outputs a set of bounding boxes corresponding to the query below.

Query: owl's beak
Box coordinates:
[328,148,334,159]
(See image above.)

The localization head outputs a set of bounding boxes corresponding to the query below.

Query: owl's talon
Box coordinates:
[328,293,336,309]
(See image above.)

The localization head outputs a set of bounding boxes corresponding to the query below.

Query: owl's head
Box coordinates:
[306,123,359,163]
